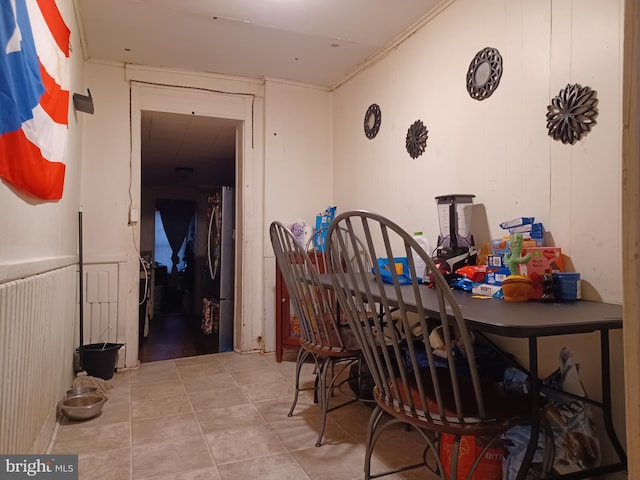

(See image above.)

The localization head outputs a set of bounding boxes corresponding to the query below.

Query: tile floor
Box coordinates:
[49,351,436,480]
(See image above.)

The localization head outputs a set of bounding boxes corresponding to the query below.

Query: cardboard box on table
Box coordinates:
[518,247,563,299]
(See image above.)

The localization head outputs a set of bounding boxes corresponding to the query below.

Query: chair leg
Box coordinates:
[364,406,385,480]
[288,348,311,417]
[364,409,440,479]
[313,369,320,404]
[315,357,331,447]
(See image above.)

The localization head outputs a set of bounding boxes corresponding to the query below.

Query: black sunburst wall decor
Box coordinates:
[406,120,428,159]
[546,83,598,145]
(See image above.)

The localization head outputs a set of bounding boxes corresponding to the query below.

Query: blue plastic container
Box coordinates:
[553,272,581,301]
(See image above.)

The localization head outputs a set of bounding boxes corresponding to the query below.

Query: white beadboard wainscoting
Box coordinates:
[0,265,77,453]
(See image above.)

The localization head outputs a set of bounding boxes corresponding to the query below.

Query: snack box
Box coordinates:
[485,267,511,285]
[471,283,503,298]
[487,255,505,268]
[517,247,563,299]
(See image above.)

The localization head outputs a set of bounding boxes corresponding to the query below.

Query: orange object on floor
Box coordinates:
[439,433,504,480]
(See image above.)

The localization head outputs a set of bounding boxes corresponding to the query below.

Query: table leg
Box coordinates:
[600,329,627,468]
[518,329,627,480]
[516,336,540,480]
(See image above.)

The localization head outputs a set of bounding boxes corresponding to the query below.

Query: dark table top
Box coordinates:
[323,274,623,338]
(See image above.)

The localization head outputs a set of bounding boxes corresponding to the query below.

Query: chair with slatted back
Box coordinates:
[326,210,552,479]
[270,221,363,447]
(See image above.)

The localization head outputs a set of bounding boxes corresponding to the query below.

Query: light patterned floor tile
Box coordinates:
[48,352,442,480]
[132,436,214,479]
[205,425,287,465]
[195,402,266,433]
[132,412,202,446]
[217,453,310,480]
[77,446,131,480]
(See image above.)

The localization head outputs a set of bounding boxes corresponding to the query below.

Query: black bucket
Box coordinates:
[81,343,123,380]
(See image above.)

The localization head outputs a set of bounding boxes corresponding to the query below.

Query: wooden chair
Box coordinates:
[326,210,551,479]
[269,221,363,447]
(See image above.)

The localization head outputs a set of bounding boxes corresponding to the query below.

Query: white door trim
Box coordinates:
[126,71,265,364]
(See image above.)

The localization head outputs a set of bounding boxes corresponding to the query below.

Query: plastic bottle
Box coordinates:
[412,232,432,283]
[541,269,555,302]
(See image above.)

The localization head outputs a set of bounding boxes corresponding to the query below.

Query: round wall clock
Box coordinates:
[546,83,598,145]
[466,47,503,101]
[363,104,382,139]
[405,120,428,159]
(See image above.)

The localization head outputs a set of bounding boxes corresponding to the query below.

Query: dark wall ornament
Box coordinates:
[405,120,428,159]
[466,47,503,101]
[363,103,381,139]
[546,83,598,145]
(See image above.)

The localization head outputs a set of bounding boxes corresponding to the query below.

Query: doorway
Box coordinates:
[128,77,265,367]
[138,111,237,362]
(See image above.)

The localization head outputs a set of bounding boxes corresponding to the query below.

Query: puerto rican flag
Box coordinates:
[0,0,69,201]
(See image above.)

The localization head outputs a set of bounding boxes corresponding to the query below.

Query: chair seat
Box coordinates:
[377,367,533,435]
[300,339,361,358]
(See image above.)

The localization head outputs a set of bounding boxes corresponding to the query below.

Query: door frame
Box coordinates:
[125,67,265,364]
[622,0,640,474]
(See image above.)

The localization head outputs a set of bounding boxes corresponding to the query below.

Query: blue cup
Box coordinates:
[553,272,581,301]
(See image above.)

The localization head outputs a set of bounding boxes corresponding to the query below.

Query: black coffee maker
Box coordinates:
[433,194,477,272]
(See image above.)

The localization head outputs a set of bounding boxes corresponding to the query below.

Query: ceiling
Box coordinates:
[75,0,447,187]
[140,111,237,188]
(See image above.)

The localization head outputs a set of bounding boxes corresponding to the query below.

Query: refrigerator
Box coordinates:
[202,186,235,352]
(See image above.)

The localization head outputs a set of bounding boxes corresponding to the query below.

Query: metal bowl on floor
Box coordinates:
[66,386,97,397]
[58,393,108,421]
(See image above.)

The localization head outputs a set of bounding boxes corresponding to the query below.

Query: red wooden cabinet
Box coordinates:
[275,252,326,362]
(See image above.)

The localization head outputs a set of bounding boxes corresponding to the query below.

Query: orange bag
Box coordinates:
[439,434,503,480]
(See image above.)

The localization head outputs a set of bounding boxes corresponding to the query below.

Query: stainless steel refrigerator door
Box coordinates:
[205,186,235,352]
[219,186,235,301]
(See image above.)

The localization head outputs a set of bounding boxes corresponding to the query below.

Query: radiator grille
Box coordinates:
[0,266,77,453]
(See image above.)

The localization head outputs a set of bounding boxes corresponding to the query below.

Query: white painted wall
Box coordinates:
[331,0,626,461]
[263,80,332,351]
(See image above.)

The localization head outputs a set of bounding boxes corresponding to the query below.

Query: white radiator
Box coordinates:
[0,265,77,454]
[83,263,119,345]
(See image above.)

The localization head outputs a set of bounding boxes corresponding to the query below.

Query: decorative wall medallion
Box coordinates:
[546,84,598,145]
[405,120,428,159]
[364,103,381,139]
[466,47,503,101]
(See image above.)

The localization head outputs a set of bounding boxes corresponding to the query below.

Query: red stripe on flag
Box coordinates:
[39,62,69,125]
[0,129,65,200]
[35,0,70,56]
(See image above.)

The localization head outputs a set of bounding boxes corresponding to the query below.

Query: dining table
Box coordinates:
[319,273,627,480]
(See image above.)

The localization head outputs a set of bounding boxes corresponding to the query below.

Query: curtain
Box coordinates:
[156,199,196,275]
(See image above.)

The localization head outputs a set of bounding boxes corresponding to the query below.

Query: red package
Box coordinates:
[455,265,487,283]
[440,434,503,480]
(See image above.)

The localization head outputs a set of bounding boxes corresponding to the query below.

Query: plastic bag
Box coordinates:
[541,349,600,474]
[287,220,312,248]
[502,348,600,479]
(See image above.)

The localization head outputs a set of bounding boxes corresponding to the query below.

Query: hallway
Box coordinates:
[139,313,221,363]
